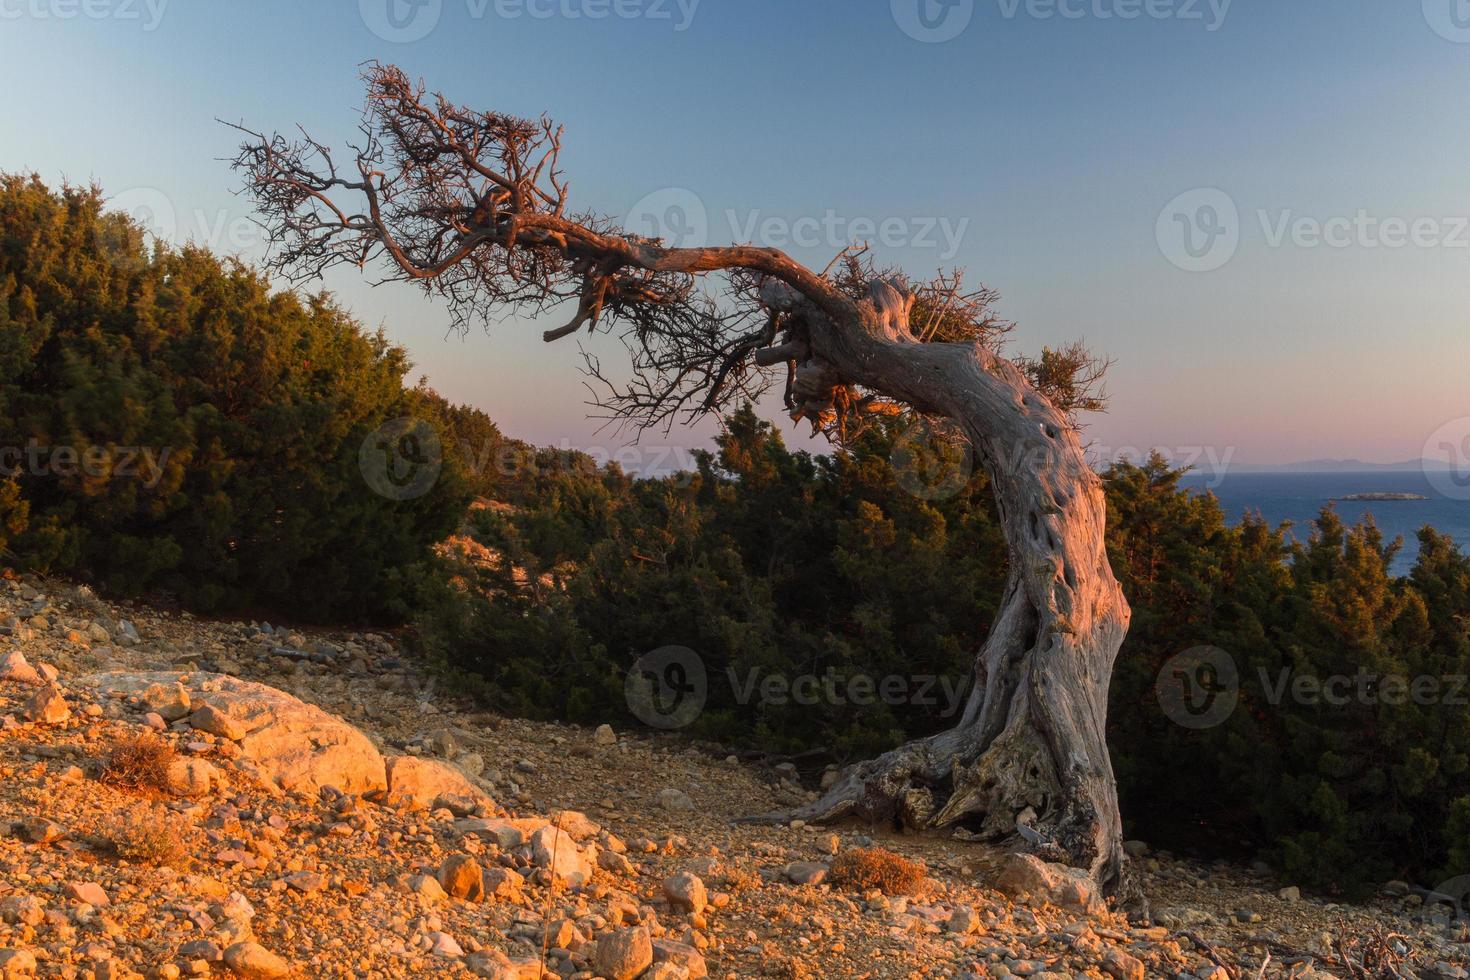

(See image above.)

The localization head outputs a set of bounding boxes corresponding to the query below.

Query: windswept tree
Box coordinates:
[230,64,1130,891]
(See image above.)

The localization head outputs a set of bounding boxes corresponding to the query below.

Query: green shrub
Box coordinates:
[0,174,473,621]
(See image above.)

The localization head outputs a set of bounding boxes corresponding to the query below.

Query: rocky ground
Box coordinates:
[0,572,1467,980]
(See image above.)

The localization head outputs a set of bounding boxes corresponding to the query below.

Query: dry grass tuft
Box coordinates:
[101,732,175,792]
[829,847,928,896]
[102,809,197,868]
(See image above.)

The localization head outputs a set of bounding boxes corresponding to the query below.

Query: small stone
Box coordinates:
[595,926,653,980]
[222,942,291,979]
[283,871,324,894]
[20,684,68,724]
[1279,885,1300,902]
[65,882,109,907]
[19,817,64,843]
[652,938,708,979]
[427,932,465,958]
[0,650,41,686]
[189,703,246,741]
[663,872,708,914]
[405,874,447,903]
[593,724,618,746]
[439,855,485,901]
[947,906,981,935]
[1101,948,1143,980]
[784,862,829,886]
[166,758,218,798]
[142,682,191,722]
[655,788,694,812]
[0,949,37,977]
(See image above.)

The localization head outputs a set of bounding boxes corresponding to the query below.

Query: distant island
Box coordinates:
[1332,492,1429,502]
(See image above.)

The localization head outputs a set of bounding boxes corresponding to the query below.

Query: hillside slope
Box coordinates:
[0,575,1464,979]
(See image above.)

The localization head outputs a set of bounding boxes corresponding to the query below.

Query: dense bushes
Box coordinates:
[0,175,473,620]
[1107,457,1470,895]
[423,419,1470,893]
[418,406,1006,759]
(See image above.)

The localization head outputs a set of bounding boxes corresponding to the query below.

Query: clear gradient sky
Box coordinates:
[3,0,1468,469]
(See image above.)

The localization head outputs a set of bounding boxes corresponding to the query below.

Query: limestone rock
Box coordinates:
[995,853,1105,916]
[529,825,594,887]
[78,672,387,795]
[663,871,708,914]
[652,938,708,979]
[0,650,41,686]
[439,855,485,901]
[141,681,191,722]
[166,757,219,798]
[65,882,109,907]
[0,949,37,978]
[1102,948,1144,980]
[20,684,68,724]
[655,788,694,812]
[594,926,653,980]
[222,942,291,979]
[189,703,248,741]
[385,754,494,813]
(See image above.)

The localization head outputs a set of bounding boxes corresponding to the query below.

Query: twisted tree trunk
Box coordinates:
[230,66,1132,892]
[763,280,1132,893]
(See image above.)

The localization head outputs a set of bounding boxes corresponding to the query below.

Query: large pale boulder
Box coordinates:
[78,672,386,795]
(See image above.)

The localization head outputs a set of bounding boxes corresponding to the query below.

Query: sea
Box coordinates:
[1177,470,1470,577]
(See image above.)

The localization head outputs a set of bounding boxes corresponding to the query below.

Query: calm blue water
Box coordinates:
[1177,471,1470,577]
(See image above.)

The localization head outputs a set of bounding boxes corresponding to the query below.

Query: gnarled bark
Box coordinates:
[756,279,1131,893]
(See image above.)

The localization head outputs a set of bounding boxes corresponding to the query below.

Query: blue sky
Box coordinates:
[3,0,1469,468]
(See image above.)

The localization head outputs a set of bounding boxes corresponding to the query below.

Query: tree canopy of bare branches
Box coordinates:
[230,63,1132,896]
[228,63,1104,439]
